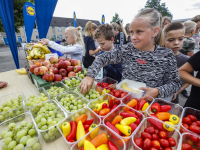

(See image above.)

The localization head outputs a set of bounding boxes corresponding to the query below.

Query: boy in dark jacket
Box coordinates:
[95,24,122,82]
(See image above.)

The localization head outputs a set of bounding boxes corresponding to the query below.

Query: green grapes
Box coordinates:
[64,77,81,88]
[25,93,48,109]
[46,86,66,99]
[77,88,100,100]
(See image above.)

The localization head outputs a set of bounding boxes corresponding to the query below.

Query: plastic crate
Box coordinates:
[62,76,82,90]
[181,132,200,149]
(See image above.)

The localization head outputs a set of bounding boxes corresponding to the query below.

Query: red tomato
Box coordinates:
[159,131,168,139]
[182,124,190,129]
[191,122,198,126]
[143,138,152,150]
[144,126,155,134]
[196,121,200,126]
[190,125,200,134]
[182,143,192,150]
[155,129,159,135]
[159,147,164,150]
[196,141,200,149]
[113,90,118,93]
[134,137,143,148]
[188,115,197,122]
[141,132,152,140]
[149,147,159,150]
[152,134,159,140]
[135,118,140,125]
[159,139,169,147]
[182,117,192,125]
[114,91,121,98]
[118,90,124,93]
[115,99,120,105]
[167,137,176,147]
[120,92,127,98]
[151,140,161,149]
[164,147,172,150]
[190,135,199,143]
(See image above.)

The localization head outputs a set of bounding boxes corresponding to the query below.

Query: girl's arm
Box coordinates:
[179,62,200,87]
[172,83,190,101]
[48,41,82,55]
[156,52,182,98]
[89,48,101,56]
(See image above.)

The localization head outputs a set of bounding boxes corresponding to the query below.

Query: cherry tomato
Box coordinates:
[182,117,192,125]
[134,137,143,148]
[141,132,152,140]
[152,134,159,140]
[144,126,155,134]
[159,131,168,139]
[151,140,161,149]
[188,115,197,122]
[167,137,176,147]
[143,138,152,150]
[159,139,169,147]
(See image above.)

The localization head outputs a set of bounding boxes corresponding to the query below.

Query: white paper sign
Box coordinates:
[95,68,103,79]
[45,53,58,61]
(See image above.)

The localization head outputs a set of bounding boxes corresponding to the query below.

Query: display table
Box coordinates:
[0,70,69,150]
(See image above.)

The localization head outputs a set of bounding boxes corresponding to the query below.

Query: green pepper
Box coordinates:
[115,124,131,136]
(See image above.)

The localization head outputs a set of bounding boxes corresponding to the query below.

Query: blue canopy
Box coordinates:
[102,14,105,24]
[34,0,58,39]
[0,0,19,69]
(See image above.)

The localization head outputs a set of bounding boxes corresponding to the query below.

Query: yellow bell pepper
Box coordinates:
[97,144,109,150]
[84,140,96,150]
[101,89,107,95]
[95,101,108,112]
[163,121,175,131]
[120,117,137,126]
[115,124,131,136]
[142,102,149,111]
[89,124,99,139]
[62,122,71,138]
[169,115,179,124]
[106,89,111,94]
[76,121,86,147]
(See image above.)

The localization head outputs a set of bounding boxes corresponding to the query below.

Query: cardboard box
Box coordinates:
[28,58,45,66]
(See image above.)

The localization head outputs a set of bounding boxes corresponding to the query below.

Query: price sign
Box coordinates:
[45,53,58,61]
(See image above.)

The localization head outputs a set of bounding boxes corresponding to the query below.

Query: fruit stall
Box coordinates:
[1,55,200,150]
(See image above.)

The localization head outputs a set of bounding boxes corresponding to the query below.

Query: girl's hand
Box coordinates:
[79,76,94,94]
[38,38,50,45]
[139,87,159,101]
[172,92,178,101]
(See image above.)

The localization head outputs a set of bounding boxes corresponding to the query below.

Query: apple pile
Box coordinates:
[29,56,83,82]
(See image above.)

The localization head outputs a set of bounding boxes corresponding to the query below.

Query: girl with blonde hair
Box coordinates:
[39,26,84,61]
[83,21,101,68]
[162,16,171,28]
[112,21,128,49]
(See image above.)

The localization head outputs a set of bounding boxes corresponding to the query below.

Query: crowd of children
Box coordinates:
[39,8,200,110]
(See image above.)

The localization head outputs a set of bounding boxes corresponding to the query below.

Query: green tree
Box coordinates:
[0,0,34,33]
[110,13,123,24]
[144,0,173,19]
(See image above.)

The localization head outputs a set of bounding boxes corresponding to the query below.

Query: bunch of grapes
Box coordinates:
[31,102,65,142]
[0,121,40,150]
[64,77,81,89]
[56,92,88,113]
[46,86,65,99]
[25,93,48,109]
[0,95,24,123]
[77,88,100,100]
[75,70,87,79]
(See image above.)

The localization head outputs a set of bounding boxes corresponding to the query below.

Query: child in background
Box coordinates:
[79,8,182,101]
[112,21,128,49]
[180,20,197,56]
[83,21,101,68]
[163,22,190,104]
[162,16,171,28]
[191,15,200,54]
[39,26,84,61]
[125,23,131,43]
[94,24,122,82]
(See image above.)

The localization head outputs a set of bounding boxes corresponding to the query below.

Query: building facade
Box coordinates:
[0,17,101,46]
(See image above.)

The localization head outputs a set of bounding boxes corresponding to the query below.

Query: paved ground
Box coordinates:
[0,46,190,107]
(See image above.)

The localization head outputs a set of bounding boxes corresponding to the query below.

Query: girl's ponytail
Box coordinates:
[112,21,128,40]
[76,26,85,55]
[85,21,93,37]
[118,22,128,41]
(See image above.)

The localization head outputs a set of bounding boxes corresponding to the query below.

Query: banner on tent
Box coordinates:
[23,2,36,43]
[74,12,77,27]
[102,15,105,24]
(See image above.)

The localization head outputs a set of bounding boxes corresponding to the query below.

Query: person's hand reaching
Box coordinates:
[139,87,159,101]
[79,76,94,94]
[38,38,50,45]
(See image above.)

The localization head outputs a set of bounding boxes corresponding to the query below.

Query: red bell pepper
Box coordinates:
[97,83,102,87]
[147,115,166,131]
[80,148,84,150]
[83,124,90,131]
[66,121,77,141]
[84,118,94,126]
[160,105,171,112]
[114,91,121,98]
[105,122,121,136]
[102,103,108,109]
[120,112,138,119]
[102,83,109,87]
[130,123,138,133]
[108,140,119,150]
[133,98,139,110]
[138,99,147,110]
[151,103,161,113]
[109,99,114,109]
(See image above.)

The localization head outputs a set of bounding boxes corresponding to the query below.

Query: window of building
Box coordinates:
[82,27,85,31]
[52,26,55,29]
[36,35,39,41]
[59,35,63,40]
[57,26,62,32]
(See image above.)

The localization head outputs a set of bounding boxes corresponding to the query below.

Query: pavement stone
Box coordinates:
[0,46,190,107]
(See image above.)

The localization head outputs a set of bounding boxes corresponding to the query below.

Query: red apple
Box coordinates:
[65,60,71,66]
[45,64,52,70]
[74,66,82,73]
[58,58,65,62]
[34,67,40,76]
[62,77,68,80]
[58,60,68,69]
[40,61,50,66]
[71,59,81,66]
[68,71,76,77]
[59,68,67,77]
[42,71,54,82]
[30,65,38,73]
[49,67,58,74]
[54,74,62,81]
[39,66,48,75]
[66,57,71,62]
[53,63,59,68]
[49,56,58,64]
[67,66,74,72]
